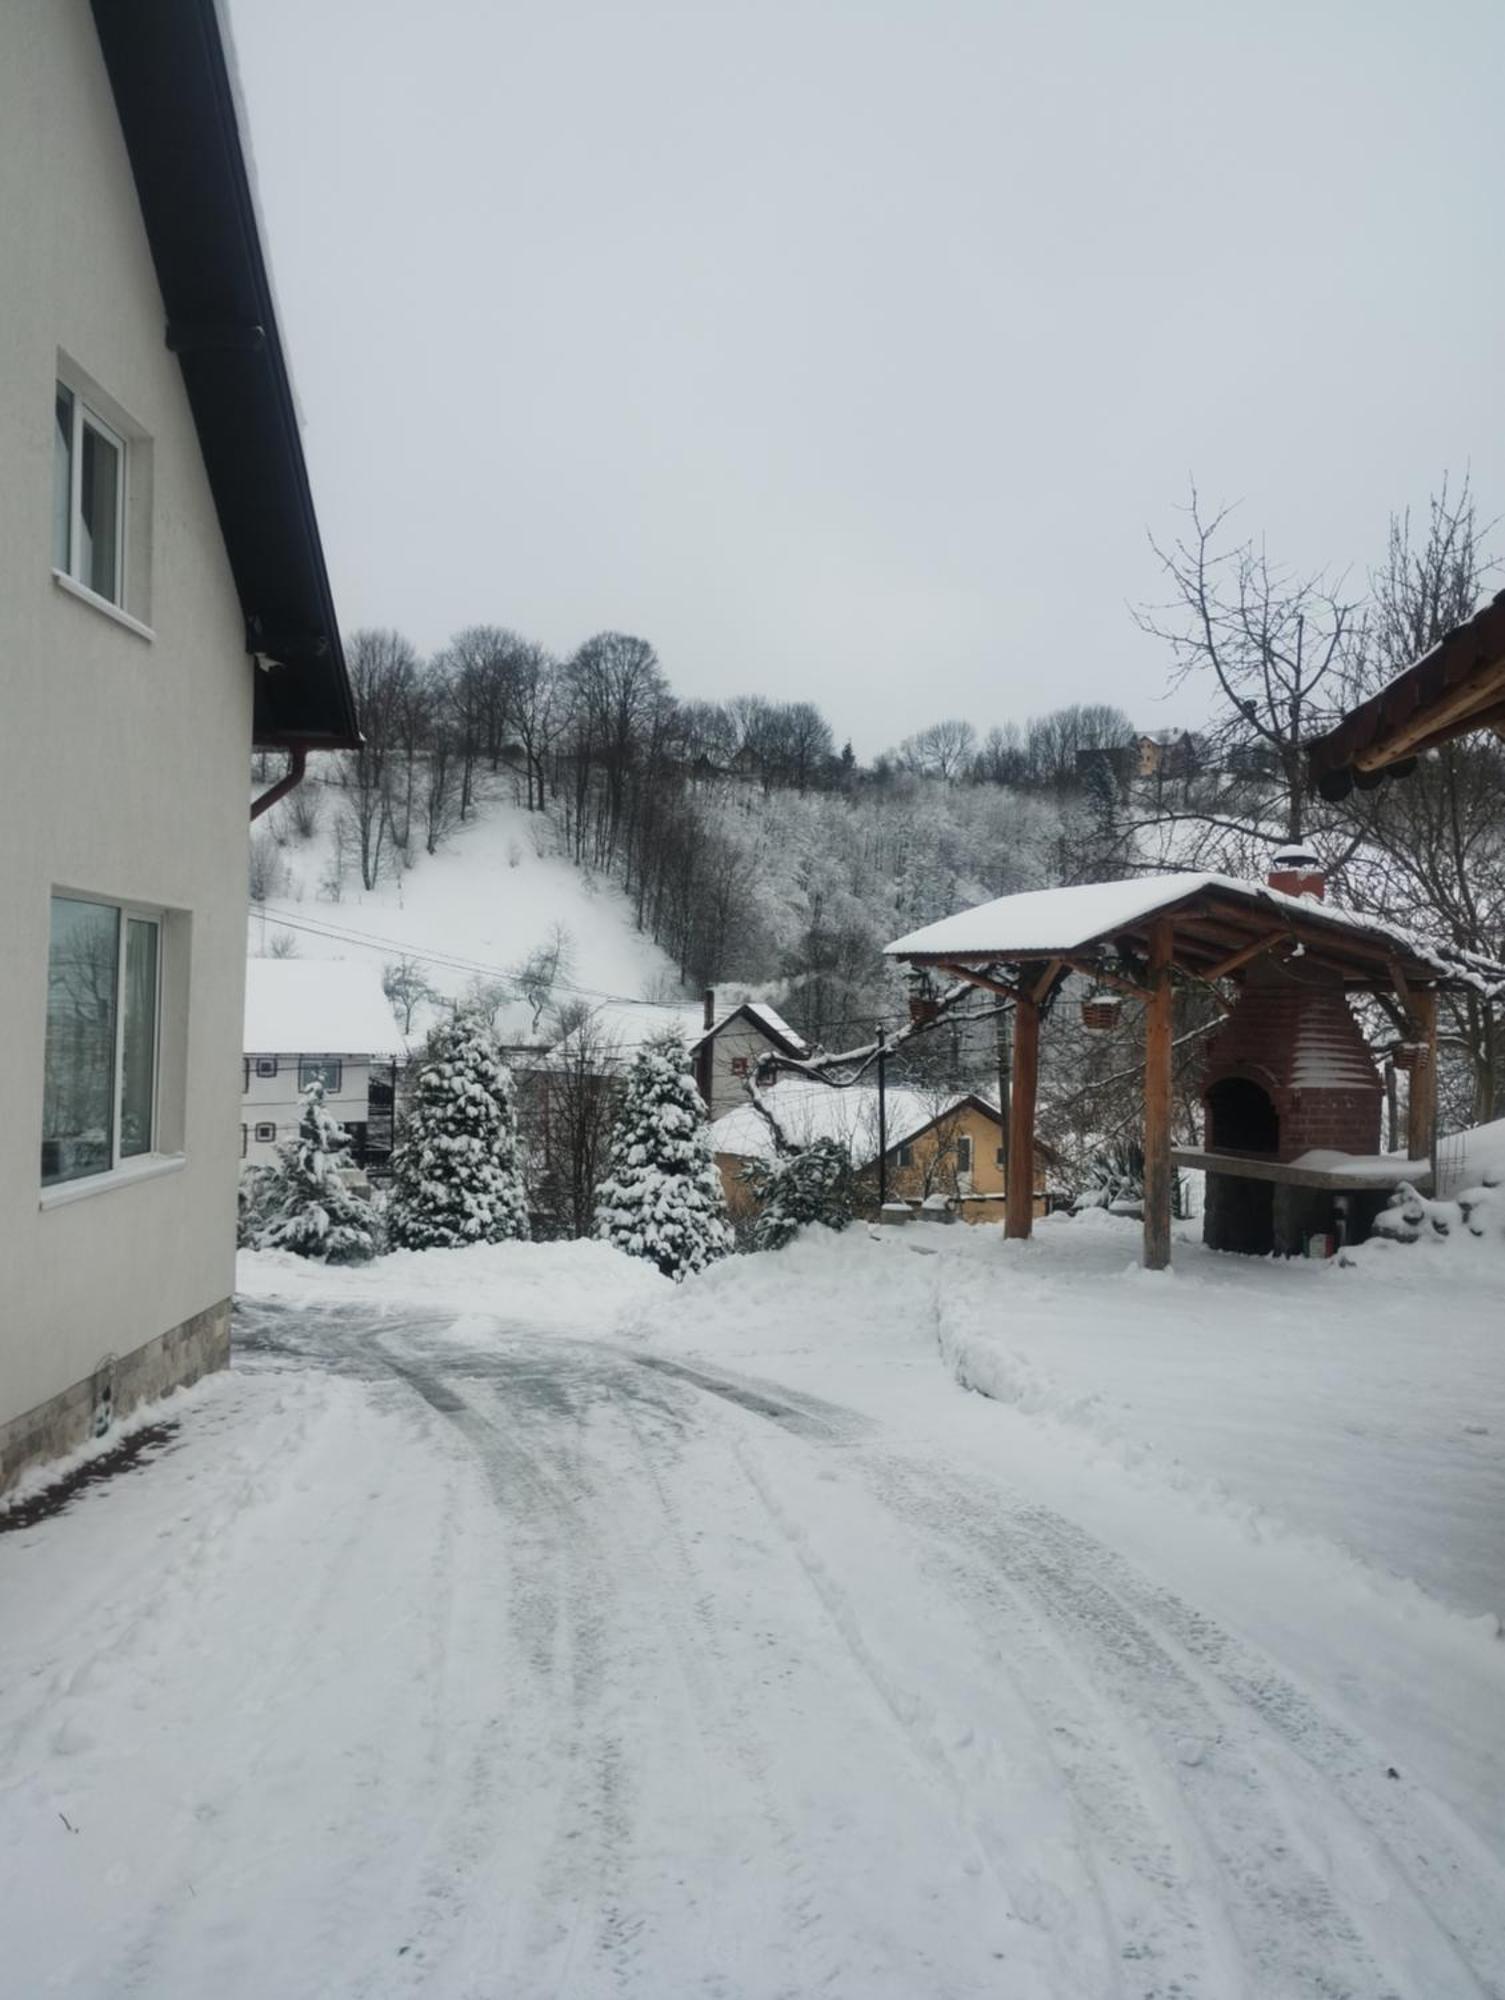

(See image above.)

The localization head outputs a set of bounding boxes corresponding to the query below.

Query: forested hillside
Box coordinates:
[251,478,1505,1174]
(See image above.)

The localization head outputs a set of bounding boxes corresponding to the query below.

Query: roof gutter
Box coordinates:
[250,744,307,822]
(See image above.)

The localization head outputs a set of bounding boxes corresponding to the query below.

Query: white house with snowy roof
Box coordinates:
[242,961,406,1172]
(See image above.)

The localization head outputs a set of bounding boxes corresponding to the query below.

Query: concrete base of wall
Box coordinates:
[0,1298,231,1495]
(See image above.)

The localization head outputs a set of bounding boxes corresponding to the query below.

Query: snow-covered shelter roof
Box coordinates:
[711,1083,995,1169]
[886,872,1503,994]
[243,960,407,1057]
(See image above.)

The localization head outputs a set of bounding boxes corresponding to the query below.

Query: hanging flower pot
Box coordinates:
[1391,1041,1426,1072]
[1080,990,1122,1032]
[907,970,941,1025]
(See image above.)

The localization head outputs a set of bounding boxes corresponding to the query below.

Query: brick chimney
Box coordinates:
[1267,844,1325,901]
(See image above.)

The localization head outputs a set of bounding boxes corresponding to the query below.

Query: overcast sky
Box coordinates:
[227,0,1505,756]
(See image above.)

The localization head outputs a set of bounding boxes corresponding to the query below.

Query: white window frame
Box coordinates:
[55,385,127,609]
[40,894,164,1195]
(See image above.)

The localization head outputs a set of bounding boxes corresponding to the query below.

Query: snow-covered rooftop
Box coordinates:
[886,871,1504,991]
[711,1082,991,1168]
[547,998,811,1068]
[243,959,407,1057]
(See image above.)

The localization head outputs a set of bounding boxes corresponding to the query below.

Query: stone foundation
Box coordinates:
[0,1298,231,1495]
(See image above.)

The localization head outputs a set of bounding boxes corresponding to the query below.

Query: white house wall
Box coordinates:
[242,1057,376,1166]
[0,1,251,1476]
[704,1016,792,1120]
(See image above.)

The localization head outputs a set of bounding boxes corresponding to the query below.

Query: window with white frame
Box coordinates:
[895,1140,913,1168]
[41,894,162,1186]
[54,383,126,606]
[298,1057,343,1094]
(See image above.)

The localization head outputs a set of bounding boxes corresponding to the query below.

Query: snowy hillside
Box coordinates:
[248,773,684,1043]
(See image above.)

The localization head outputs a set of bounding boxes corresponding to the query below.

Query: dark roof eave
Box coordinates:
[1307,589,1505,795]
[90,0,359,753]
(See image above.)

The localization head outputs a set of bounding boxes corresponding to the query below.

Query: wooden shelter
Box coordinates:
[886,868,1501,1269]
[1308,590,1505,798]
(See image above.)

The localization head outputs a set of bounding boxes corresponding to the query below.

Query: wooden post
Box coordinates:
[1143,919,1174,1270]
[1006,995,1038,1240]
[995,1006,1011,1177]
[1406,986,1438,1168]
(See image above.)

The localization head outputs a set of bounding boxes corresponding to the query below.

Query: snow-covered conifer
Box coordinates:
[594,1033,732,1279]
[256,1080,376,1263]
[386,1011,530,1249]
[747,1137,857,1251]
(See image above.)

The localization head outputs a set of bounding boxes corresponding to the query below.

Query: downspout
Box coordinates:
[250,745,308,822]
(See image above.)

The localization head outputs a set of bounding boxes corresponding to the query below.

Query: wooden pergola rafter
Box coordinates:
[888,874,1497,1269]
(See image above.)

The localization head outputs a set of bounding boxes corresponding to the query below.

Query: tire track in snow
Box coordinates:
[873,1457,1503,2000]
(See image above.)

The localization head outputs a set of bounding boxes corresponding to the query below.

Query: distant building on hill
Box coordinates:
[242,961,407,1173]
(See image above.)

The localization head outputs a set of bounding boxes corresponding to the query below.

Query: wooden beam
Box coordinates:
[1006,992,1040,1241]
[1032,957,1066,1003]
[1204,932,1290,982]
[1406,986,1439,1169]
[1055,955,1151,1001]
[1387,957,1417,1026]
[1354,657,1505,770]
[933,961,1022,1003]
[1142,918,1175,1271]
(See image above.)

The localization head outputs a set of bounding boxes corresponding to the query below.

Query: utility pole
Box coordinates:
[876,1026,889,1210]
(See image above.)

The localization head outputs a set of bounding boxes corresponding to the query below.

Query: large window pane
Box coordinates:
[42,897,119,1186]
[79,419,120,602]
[120,918,159,1159]
[53,385,74,572]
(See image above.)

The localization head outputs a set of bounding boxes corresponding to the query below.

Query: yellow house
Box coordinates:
[711,1082,1050,1225]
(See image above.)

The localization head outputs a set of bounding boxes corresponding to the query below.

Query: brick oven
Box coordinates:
[1200,854,1383,1254]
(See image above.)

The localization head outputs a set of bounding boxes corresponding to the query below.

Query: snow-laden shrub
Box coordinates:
[594,1033,732,1280]
[255,1081,377,1263]
[1370,1177,1505,1248]
[237,1163,279,1249]
[386,1011,530,1250]
[1071,1138,1190,1220]
[744,1137,858,1251]
[1072,1139,1145,1217]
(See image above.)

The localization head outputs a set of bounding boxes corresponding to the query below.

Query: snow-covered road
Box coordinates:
[6,1276,1503,1999]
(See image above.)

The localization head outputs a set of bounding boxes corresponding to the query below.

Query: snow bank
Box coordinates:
[238,1236,671,1335]
[926,1213,1505,1617]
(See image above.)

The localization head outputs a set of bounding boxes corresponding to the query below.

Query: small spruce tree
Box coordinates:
[386,1011,530,1249]
[594,1033,732,1279]
[256,1080,377,1263]
[746,1137,857,1251]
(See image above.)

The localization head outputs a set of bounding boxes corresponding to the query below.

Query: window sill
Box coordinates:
[52,568,155,642]
[40,1153,185,1211]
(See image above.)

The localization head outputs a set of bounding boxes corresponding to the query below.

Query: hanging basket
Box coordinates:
[907,969,941,1026]
[1391,1041,1426,1072]
[1080,991,1122,1032]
